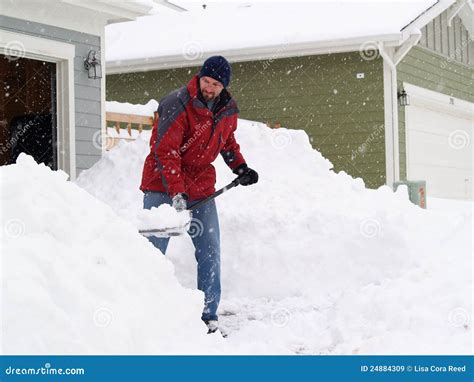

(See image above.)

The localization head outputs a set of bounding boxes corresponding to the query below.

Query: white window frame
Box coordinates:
[0,30,76,180]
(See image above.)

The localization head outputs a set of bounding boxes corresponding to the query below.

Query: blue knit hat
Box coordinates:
[198,56,232,88]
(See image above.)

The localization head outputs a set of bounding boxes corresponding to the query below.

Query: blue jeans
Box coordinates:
[143,191,221,322]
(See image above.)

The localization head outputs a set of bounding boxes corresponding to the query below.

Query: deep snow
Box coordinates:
[1,118,472,354]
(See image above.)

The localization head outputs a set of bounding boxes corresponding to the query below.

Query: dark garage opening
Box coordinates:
[0,55,57,169]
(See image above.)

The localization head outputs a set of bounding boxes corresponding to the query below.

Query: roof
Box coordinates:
[0,0,166,35]
[105,0,455,74]
[457,0,473,38]
[60,0,155,22]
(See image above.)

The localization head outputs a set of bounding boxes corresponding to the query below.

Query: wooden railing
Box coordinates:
[105,111,158,150]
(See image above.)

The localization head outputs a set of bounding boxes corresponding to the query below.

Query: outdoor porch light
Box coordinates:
[84,50,102,79]
[398,89,409,107]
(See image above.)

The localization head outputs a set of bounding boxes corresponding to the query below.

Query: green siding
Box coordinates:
[397,45,474,180]
[107,52,386,188]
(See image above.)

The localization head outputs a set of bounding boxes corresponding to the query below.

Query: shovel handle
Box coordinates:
[187,177,241,211]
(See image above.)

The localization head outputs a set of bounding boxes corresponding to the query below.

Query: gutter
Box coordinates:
[106,33,404,74]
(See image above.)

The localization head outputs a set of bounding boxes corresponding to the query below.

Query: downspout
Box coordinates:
[377,31,421,186]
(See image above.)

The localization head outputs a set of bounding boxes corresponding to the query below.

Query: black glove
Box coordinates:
[233,163,258,186]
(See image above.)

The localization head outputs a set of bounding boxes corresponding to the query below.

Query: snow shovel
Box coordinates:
[139,177,241,237]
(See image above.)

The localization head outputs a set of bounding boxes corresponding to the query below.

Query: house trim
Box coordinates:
[0,1,105,35]
[106,33,405,74]
[100,28,107,156]
[0,29,77,180]
[60,0,154,21]
[379,31,421,187]
[0,0,153,36]
[381,52,398,187]
[403,82,474,118]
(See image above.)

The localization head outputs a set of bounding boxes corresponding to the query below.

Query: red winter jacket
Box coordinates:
[140,75,246,200]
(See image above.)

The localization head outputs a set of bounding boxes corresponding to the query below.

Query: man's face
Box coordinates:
[199,76,224,102]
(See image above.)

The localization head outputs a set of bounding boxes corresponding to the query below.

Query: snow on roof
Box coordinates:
[106,0,450,72]
[106,99,158,116]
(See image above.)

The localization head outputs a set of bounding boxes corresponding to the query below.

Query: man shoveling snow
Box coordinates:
[140,56,259,335]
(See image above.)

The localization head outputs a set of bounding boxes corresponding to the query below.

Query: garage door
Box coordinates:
[404,83,473,199]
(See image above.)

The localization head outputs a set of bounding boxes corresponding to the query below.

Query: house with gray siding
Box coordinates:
[0,0,162,179]
[106,0,473,199]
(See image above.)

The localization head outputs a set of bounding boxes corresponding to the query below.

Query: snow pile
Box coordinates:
[106,99,158,116]
[76,118,472,354]
[1,154,226,354]
[74,135,190,232]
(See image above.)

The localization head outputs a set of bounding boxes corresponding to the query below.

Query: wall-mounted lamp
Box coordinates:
[397,89,409,107]
[84,50,102,79]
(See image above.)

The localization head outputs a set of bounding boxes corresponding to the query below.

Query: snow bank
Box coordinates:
[74,135,190,232]
[1,154,227,354]
[106,99,158,116]
[76,117,472,354]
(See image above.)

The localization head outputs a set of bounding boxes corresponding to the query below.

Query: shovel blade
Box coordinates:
[139,224,189,238]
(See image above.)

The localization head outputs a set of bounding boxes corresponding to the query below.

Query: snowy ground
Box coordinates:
[2,119,472,355]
